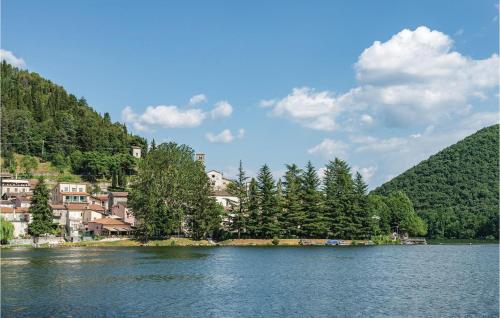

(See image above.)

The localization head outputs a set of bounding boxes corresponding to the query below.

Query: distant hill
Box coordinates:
[372,125,499,239]
[0,62,147,183]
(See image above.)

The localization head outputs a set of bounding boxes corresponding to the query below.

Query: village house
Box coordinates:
[83,204,106,225]
[52,182,89,204]
[109,191,128,208]
[87,217,132,236]
[0,199,15,208]
[1,178,30,196]
[65,203,86,238]
[110,202,135,226]
[213,190,239,210]
[50,203,67,233]
[14,195,31,208]
[1,207,31,238]
[207,170,232,191]
[90,194,110,211]
[131,146,142,158]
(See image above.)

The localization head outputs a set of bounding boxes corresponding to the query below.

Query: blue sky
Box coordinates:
[2,0,499,187]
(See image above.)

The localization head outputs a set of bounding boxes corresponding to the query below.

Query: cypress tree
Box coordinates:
[246,178,260,237]
[301,161,327,238]
[353,172,371,238]
[227,160,249,238]
[28,177,54,237]
[324,158,357,239]
[257,165,279,238]
[281,164,305,237]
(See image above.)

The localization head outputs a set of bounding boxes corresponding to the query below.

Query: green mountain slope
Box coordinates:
[1,62,147,182]
[372,125,499,239]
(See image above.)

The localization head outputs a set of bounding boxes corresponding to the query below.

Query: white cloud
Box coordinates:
[308,138,349,159]
[263,26,499,130]
[122,105,206,129]
[353,165,378,183]
[259,99,277,108]
[122,97,235,130]
[0,49,26,68]
[211,101,233,119]
[188,94,207,106]
[205,128,245,143]
[268,87,340,130]
[353,111,498,187]
[360,114,374,125]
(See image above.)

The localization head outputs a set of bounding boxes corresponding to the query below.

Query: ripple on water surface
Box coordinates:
[1,245,498,318]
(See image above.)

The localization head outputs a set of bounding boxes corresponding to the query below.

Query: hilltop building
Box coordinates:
[132,146,142,158]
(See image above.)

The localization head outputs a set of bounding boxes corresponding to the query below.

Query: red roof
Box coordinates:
[87,204,105,212]
[90,217,130,225]
[1,207,29,213]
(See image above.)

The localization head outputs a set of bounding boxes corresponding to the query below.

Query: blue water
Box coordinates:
[1,245,498,317]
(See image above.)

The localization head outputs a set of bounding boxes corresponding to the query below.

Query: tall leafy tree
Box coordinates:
[324,158,357,239]
[301,161,327,237]
[129,143,221,241]
[28,177,54,237]
[353,172,372,238]
[257,165,280,238]
[227,160,249,238]
[246,178,260,237]
[280,164,305,237]
[384,191,427,236]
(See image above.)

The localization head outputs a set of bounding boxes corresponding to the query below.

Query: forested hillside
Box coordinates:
[373,125,499,239]
[1,62,147,183]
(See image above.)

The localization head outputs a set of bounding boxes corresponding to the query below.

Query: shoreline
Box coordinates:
[2,237,498,248]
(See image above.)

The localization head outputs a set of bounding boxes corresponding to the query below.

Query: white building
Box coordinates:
[213,190,239,209]
[1,179,30,196]
[1,207,31,238]
[52,182,89,204]
[132,146,142,158]
[207,170,232,191]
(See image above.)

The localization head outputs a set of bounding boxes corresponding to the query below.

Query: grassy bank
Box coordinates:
[427,238,499,245]
[9,237,496,248]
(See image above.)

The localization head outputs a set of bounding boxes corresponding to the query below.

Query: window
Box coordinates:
[72,187,76,192]
[15,188,18,193]
[6,188,9,193]
[73,196,78,201]
[65,196,71,202]
[79,188,83,192]
[80,196,85,202]
[64,187,69,192]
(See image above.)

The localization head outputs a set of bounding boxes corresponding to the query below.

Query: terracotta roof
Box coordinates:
[111,192,128,197]
[87,204,105,212]
[60,192,89,195]
[90,217,130,225]
[66,203,88,210]
[1,207,29,213]
[50,204,66,209]
[91,195,108,201]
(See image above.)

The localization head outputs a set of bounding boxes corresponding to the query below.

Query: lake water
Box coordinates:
[1,245,498,317]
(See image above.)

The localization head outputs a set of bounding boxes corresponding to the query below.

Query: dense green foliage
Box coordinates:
[28,178,54,237]
[0,62,146,181]
[129,143,221,241]
[224,159,423,239]
[373,125,499,239]
[1,218,14,244]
